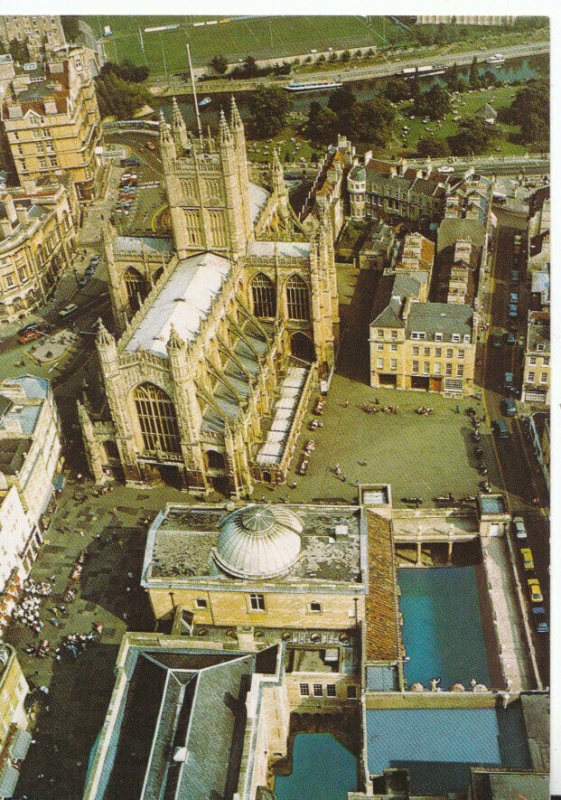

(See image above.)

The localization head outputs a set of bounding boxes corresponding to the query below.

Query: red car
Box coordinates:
[18,328,43,344]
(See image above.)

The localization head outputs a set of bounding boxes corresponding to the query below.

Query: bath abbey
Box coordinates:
[79,99,340,497]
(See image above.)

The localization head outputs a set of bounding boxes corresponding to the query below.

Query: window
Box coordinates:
[6,275,14,287]
[457,364,464,377]
[377,358,384,370]
[529,356,537,365]
[445,364,452,376]
[463,334,471,344]
[451,333,460,342]
[134,383,181,454]
[252,273,276,318]
[390,359,397,370]
[540,372,548,384]
[376,343,384,351]
[124,267,149,312]
[446,349,453,359]
[347,685,357,699]
[435,347,442,357]
[313,684,323,697]
[249,593,265,611]
[423,362,430,375]
[286,274,310,320]
[18,267,27,281]
[412,346,419,355]
[195,598,207,609]
[435,332,443,341]
[543,357,550,366]
[391,343,397,352]
[412,360,419,374]
[377,329,384,338]
[299,683,310,696]
[528,371,535,382]
[326,684,336,697]
[458,349,464,359]
[434,362,441,375]
[536,343,545,352]
[310,601,322,613]
[391,330,398,340]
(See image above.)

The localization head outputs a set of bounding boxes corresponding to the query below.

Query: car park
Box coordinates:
[520,547,535,571]
[527,578,543,603]
[512,516,527,539]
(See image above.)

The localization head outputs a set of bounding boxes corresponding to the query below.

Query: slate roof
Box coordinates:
[370,273,422,327]
[406,302,473,340]
[113,236,173,255]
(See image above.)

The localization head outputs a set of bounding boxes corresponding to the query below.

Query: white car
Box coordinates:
[512,516,527,540]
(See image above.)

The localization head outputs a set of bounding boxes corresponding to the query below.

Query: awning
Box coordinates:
[0,763,20,796]
[10,728,32,761]
[53,474,65,491]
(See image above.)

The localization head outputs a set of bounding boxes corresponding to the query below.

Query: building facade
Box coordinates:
[1,50,101,199]
[0,644,31,799]
[521,311,550,405]
[79,102,339,496]
[0,15,66,60]
[0,486,35,598]
[0,182,77,322]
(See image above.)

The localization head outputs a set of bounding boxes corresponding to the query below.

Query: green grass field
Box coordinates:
[83,15,402,73]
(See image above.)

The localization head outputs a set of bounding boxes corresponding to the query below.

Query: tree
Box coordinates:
[341,50,351,62]
[209,54,228,75]
[414,85,450,120]
[95,70,151,119]
[307,106,337,144]
[242,55,259,78]
[327,86,356,115]
[9,37,30,64]
[445,62,464,94]
[469,56,480,90]
[383,78,411,104]
[118,60,149,83]
[354,97,396,145]
[509,78,549,144]
[247,86,290,138]
[448,118,493,156]
[417,136,450,158]
[61,16,81,42]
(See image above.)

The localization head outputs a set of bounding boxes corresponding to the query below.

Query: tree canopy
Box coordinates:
[209,54,228,75]
[413,85,450,120]
[448,118,494,156]
[61,16,81,42]
[246,86,291,138]
[95,70,151,119]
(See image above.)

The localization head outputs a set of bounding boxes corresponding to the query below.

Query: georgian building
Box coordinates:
[79,100,339,496]
[0,181,77,322]
[1,51,101,199]
[521,311,550,406]
[0,15,66,60]
[0,644,30,799]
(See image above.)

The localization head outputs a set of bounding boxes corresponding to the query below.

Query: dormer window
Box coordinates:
[451,334,460,343]
[434,332,443,342]
[410,332,426,341]
[463,334,471,344]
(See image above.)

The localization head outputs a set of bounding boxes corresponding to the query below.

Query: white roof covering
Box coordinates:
[249,182,270,224]
[125,252,231,356]
[256,365,308,466]
[247,240,311,259]
[214,505,303,579]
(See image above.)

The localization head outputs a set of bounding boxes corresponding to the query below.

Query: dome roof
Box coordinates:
[213,505,303,579]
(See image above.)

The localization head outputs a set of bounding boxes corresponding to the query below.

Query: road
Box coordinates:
[481,209,550,682]
[153,40,549,96]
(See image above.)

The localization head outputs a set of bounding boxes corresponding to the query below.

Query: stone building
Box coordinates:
[369,272,476,394]
[1,50,101,199]
[521,311,550,405]
[0,15,66,61]
[0,643,30,799]
[79,101,339,496]
[0,181,77,322]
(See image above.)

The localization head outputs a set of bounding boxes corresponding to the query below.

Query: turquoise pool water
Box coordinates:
[398,566,490,689]
[275,733,357,800]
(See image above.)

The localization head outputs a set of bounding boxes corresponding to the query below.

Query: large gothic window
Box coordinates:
[286,274,310,321]
[125,267,149,312]
[252,273,276,318]
[133,383,181,455]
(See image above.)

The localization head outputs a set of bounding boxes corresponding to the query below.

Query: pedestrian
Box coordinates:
[343,399,349,408]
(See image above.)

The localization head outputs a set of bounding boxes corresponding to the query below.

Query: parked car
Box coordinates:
[58,303,79,319]
[492,332,503,348]
[520,548,535,571]
[512,516,527,540]
[120,157,140,167]
[18,327,43,344]
[508,305,518,318]
[527,578,543,603]
[502,398,516,416]
[85,265,95,277]
[89,255,100,267]
[510,292,519,303]
[511,270,519,284]
[532,607,549,634]
[512,517,528,539]
[506,333,515,345]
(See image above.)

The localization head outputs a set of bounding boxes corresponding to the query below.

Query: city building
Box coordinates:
[1,49,101,199]
[0,15,66,61]
[0,486,34,602]
[416,15,516,25]
[521,311,550,405]
[369,272,476,394]
[0,181,77,322]
[528,411,550,491]
[347,157,451,224]
[79,101,339,496]
[299,135,354,236]
[0,375,63,530]
[0,643,31,800]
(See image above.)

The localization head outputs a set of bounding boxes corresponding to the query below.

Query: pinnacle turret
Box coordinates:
[230,95,243,130]
[167,323,185,353]
[219,109,233,146]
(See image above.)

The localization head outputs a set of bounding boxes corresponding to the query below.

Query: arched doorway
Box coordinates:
[133,383,181,455]
[124,267,149,312]
[205,450,226,470]
[291,332,315,363]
